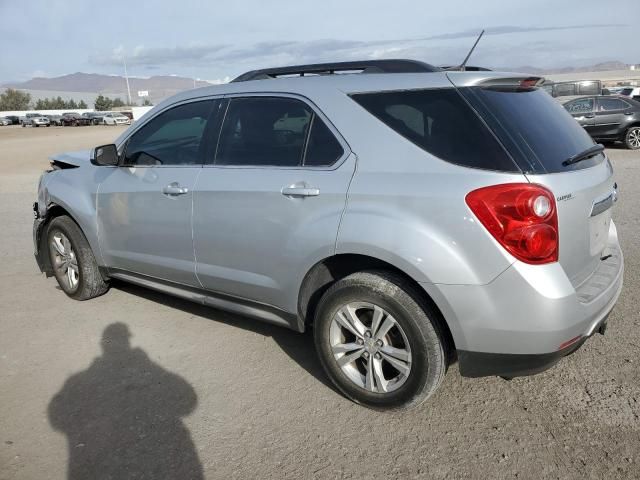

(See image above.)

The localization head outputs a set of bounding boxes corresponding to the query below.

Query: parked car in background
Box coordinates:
[563,95,640,149]
[542,79,602,98]
[22,115,50,127]
[102,112,131,125]
[33,60,623,410]
[4,115,20,125]
[61,113,91,126]
[20,113,45,125]
[82,112,106,125]
[617,87,640,101]
[0,117,11,126]
[47,115,63,126]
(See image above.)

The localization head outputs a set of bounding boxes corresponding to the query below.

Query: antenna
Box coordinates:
[458,29,485,72]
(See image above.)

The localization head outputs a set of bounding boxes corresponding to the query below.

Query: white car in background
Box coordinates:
[102,113,131,126]
[618,87,640,101]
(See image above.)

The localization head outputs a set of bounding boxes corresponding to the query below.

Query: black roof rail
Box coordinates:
[441,65,492,71]
[231,59,441,82]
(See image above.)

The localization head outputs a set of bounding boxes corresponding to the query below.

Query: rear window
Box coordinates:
[351,89,518,172]
[460,86,600,173]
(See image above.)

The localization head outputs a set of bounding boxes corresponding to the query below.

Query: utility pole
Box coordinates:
[122,54,132,106]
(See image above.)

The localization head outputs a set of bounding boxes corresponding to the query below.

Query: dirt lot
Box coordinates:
[0,125,639,479]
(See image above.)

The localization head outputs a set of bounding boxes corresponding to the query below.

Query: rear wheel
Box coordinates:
[314,271,447,410]
[625,126,640,150]
[46,216,109,300]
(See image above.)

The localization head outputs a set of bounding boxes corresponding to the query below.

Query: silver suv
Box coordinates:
[33,60,624,410]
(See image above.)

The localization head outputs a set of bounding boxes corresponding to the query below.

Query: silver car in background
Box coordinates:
[23,114,50,127]
[33,60,623,410]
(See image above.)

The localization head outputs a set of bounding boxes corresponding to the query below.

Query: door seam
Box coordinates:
[334,152,358,254]
[192,166,205,289]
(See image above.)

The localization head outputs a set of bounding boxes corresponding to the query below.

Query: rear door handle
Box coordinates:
[281,186,320,197]
[162,182,189,196]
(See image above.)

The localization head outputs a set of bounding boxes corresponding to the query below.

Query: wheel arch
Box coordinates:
[36,203,99,277]
[297,253,457,360]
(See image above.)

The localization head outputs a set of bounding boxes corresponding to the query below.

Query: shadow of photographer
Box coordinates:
[48,323,204,480]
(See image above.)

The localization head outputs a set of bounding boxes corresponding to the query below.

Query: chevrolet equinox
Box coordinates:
[33,60,624,410]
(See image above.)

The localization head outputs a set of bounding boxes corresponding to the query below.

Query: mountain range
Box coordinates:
[2,73,212,103]
[2,61,635,102]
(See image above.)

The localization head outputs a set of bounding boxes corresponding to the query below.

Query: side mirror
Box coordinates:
[91,144,119,166]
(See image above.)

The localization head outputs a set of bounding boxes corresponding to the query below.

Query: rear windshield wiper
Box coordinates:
[562,144,604,167]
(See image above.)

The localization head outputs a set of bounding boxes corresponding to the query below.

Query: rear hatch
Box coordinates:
[454,77,616,287]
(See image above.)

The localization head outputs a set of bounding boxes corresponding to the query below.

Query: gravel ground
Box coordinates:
[0,125,638,479]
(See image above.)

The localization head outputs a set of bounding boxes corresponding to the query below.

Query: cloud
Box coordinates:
[422,24,627,40]
[88,23,630,75]
[90,43,229,67]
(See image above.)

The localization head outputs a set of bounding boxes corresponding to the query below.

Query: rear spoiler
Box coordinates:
[446,71,545,88]
[478,76,545,88]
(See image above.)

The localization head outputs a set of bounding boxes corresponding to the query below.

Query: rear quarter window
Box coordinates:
[351,89,518,172]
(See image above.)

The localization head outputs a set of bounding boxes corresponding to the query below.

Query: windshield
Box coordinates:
[460,86,601,173]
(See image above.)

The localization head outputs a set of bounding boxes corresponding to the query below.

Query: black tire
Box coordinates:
[314,270,447,410]
[624,126,640,150]
[46,216,109,300]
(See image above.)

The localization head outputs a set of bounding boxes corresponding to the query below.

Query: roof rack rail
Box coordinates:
[441,65,492,71]
[231,59,441,82]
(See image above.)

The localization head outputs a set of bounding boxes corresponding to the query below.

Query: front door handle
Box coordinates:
[584,113,595,118]
[162,182,189,196]
[281,186,320,197]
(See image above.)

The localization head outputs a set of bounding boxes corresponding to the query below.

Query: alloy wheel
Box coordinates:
[329,302,412,393]
[629,128,640,149]
[50,232,80,291]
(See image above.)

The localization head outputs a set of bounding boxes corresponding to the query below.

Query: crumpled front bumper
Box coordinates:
[33,202,49,274]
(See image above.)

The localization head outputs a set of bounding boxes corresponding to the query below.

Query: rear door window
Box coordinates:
[351,89,518,172]
[215,97,311,167]
[214,96,344,167]
[564,98,594,114]
[304,116,344,166]
[596,97,628,112]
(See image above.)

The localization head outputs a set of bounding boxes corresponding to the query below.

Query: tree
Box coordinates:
[35,99,46,110]
[94,95,113,111]
[111,97,125,108]
[0,88,31,110]
[78,100,88,109]
[142,98,153,106]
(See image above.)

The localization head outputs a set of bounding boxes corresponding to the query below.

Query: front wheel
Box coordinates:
[46,216,109,300]
[625,126,640,150]
[314,271,447,410]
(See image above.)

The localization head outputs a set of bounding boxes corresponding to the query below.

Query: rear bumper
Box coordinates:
[457,312,609,378]
[421,221,624,377]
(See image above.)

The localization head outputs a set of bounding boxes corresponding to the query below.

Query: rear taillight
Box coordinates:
[465,183,558,264]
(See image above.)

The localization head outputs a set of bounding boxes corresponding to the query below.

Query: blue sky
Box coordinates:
[0,0,637,82]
